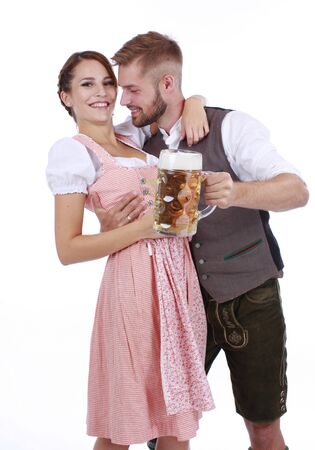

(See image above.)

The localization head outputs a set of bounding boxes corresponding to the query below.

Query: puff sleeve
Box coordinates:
[46,137,97,195]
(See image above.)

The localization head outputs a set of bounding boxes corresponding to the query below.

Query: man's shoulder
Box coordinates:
[204,106,233,114]
[203,106,234,125]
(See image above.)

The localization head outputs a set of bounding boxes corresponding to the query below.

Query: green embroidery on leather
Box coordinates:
[224,239,263,261]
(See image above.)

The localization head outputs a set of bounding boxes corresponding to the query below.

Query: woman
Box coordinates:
[46,51,214,450]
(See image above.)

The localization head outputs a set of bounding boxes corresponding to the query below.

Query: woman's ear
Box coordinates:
[60,91,72,107]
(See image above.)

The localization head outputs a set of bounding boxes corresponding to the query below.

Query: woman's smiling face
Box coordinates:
[60,59,117,126]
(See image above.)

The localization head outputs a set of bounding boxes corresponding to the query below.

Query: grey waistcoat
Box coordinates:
[144,107,283,302]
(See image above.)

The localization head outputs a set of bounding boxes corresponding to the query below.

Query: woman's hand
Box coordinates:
[136,211,159,239]
[136,211,172,240]
[181,95,209,146]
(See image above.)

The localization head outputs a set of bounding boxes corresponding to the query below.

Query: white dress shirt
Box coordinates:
[46,111,300,195]
[158,111,300,182]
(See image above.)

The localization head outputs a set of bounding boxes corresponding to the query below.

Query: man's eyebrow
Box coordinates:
[118,83,139,89]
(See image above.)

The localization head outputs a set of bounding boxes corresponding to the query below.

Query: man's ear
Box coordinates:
[160,74,176,93]
[60,91,72,108]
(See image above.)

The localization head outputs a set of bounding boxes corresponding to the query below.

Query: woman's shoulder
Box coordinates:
[50,136,86,153]
[48,136,92,164]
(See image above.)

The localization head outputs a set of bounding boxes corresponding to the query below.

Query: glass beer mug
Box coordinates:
[153,149,216,237]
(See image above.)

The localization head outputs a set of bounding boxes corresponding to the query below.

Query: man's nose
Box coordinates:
[120,90,129,106]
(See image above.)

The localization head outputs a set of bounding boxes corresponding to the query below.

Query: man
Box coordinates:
[96,32,309,450]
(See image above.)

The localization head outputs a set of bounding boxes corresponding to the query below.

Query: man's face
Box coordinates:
[118,61,166,127]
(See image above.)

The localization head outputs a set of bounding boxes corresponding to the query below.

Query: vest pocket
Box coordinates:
[223,238,263,261]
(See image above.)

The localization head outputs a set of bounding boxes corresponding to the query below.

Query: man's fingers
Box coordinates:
[205,172,232,187]
[119,200,146,225]
[104,193,145,227]
[111,191,140,214]
[122,195,143,214]
[125,203,146,221]
[95,191,145,229]
[204,172,235,209]
[90,192,102,210]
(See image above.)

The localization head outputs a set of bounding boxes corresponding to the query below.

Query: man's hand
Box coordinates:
[91,191,146,232]
[204,172,309,212]
[204,172,236,209]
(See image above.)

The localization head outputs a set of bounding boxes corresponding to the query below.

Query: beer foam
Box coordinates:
[158,150,202,170]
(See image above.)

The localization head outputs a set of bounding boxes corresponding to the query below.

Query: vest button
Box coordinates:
[195,242,201,249]
[201,274,208,281]
[199,259,205,265]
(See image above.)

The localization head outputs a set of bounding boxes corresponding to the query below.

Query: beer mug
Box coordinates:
[153,149,216,237]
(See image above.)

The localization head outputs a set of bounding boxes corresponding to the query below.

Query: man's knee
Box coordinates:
[245,418,280,438]
[244,417,286,450]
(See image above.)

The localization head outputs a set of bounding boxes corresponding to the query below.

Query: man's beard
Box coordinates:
[132,89,167,127]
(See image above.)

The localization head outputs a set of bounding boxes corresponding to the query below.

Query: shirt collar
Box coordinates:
[159,118,182,148]
[159,118,181,137]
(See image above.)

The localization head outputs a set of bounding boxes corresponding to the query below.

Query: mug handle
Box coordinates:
[198,171,217,220]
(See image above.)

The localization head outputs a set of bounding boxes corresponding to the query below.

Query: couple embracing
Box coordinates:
[47,31,308,450]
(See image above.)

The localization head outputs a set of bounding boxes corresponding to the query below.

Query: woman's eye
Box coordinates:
[81,82,93,87]
[104,81,115,86]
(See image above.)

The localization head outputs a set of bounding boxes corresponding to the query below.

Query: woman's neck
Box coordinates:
[78,121,117,147]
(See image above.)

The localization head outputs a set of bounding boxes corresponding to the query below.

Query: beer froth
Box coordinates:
[158,150,202,171]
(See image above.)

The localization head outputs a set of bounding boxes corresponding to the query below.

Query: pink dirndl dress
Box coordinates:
[74,134,214,445]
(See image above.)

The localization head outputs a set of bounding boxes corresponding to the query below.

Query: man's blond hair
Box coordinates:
[112,31,183,87]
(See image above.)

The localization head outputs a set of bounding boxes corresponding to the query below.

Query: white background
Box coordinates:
[1,0,314,449]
